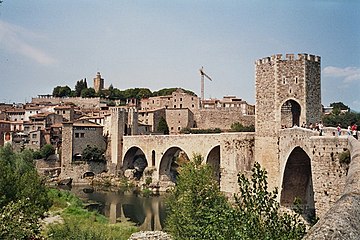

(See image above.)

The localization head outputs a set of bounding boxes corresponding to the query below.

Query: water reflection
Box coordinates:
[70,186,167,231]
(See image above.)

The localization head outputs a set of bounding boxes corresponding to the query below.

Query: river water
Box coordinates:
[69,186,167,231]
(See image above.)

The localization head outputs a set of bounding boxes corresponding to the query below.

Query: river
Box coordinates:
[69,186,167,231]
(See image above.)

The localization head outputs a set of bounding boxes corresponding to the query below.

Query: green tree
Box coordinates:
[41,144,55,159]
[330,102,349,111]
[81,145,105,162]
[234,162,306,239]
[165,159,306,240]
[166,155,236,240]
[0,145,51,239]
[75,79,88,97]
[52,85,72,97]
[157,116,169,134]
[81,87,96,98]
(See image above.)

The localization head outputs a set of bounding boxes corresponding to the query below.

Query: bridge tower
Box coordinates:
[109,107,127,173]
[254,53,321,189]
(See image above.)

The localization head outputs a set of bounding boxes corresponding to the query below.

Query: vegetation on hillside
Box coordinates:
[322,102,360,127]
[166,155,306,240]
[52,79,196,101]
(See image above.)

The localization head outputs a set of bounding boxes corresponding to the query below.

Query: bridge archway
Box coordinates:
[281,99,301,128]
[123,146,148,180]
[280,146,315,216]
[159,147,189,183]
[206,145,220,184]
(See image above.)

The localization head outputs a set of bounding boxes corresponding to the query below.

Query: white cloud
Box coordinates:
[323,66,360,83]
[0,20,57,65]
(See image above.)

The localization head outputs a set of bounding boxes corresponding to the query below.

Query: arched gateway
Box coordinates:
[280,146,315,217]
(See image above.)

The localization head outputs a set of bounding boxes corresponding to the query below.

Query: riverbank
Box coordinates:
[42,188,138,239]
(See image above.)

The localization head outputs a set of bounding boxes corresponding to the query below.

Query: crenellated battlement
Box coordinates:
[255,53,321,65]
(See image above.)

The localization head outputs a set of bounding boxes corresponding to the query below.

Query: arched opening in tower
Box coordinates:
[280,147,315,218]
[206,145,221,185]
[159,147,189,184]
[123,147,148,180]
[281,100,301,128]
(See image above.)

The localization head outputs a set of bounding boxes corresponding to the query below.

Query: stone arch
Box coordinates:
[206,145,221,184]
[280,99,301,128]
[123,146,148,180]
[159,146,189,183]
[83,171,95,178]
[280,146,315,217]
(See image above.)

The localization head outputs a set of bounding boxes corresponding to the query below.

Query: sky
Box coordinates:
[0,1,359,110]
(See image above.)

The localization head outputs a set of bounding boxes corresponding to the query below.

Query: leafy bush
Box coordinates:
[230,122,255,132]
[166,154,236,240]
[180,127,222,134]
[0,144,51,239]
[165,157,306,240]
[41,144,56,159]
[81,145,105,162]
[339,149,351,166]
[234,162,306,239]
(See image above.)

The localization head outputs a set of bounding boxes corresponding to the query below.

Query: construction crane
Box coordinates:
[199,66,212,105]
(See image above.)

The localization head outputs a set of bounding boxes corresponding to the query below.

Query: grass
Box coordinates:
[44,189,138,240]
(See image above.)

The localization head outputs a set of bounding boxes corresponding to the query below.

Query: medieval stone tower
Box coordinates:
[254,53,322,189]
[109,107,126,173]
[93,72,104,93]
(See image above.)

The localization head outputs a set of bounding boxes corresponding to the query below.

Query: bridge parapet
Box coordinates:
[304,137,360,239]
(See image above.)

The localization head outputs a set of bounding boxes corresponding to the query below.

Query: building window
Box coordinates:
[63,111,66,114]
[180,98,182,101]
[80,133,85,138]
[171,127,174,130]
[283,77,286,84]
[180,104,182,108]
[32,133,37,139]
[75,133,79,138]
[178,126,181,131]
[295,77,298,84]
[192,104,194,108]
[174,105,176,108]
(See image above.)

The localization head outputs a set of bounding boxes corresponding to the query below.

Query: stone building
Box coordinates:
[54,105,75,121]
[93,72,104,93]
[138,108,166,133]
[254,53,322,190]
[140,88,199,111]
[165,108,194,134]
[0,120,11,146]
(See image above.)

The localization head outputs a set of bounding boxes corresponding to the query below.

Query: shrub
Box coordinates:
[165,158,306,240]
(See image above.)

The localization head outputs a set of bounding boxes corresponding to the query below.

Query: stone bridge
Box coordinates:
[121,132,255,193]
[121,127,351,217]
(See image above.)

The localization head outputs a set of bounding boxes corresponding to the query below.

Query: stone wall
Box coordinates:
[193,109,254,130]
[304,137,360,239]
[32,97,102,109]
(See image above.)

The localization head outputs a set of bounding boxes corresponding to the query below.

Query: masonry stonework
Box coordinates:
[255,53,322,190]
